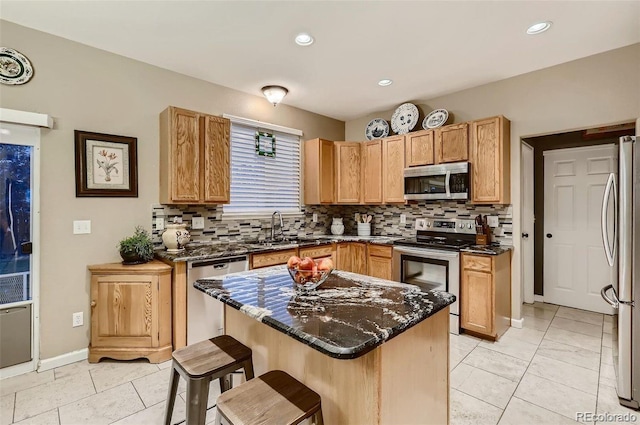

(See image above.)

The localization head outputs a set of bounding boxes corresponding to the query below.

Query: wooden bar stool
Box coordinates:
[164,335,254,425]
[214,370,324,425]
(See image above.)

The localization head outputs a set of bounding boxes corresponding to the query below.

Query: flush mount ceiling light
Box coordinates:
[261,85,289,106]
[294,33,314,46]
[378,79,393,87]
[527,21,552,35]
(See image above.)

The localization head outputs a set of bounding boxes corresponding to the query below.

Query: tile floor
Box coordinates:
[0,302,638,424]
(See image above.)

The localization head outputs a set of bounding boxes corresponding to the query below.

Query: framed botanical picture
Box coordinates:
[74,130,138,197]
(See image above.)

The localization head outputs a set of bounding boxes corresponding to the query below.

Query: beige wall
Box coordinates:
[0,20,344,360]
[347,43,640,321]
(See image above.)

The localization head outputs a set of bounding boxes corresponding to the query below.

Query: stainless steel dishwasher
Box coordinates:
[186,255,248,345]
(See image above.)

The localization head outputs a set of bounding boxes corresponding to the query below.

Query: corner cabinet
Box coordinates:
[303,138,335,204]
[435,122,469,164]
[460,252,511,340]
[335,141,362,204]
[470,116,511,204]
[88,261,173,363]
[405,129,435,167]
[159,106,230,204]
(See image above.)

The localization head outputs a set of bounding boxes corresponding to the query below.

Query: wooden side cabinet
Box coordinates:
[435,122,469,164]
[159,106,230,204]
[334,141,362,204]
[405,129,435,167]
[460,252,511,340]
[470,116,511,204]
[367,245,393,280]
[303,138,335,204]
[88,261,173,363]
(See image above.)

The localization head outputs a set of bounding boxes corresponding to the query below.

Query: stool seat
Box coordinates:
[164,335,254,425]
[216,370,323,425]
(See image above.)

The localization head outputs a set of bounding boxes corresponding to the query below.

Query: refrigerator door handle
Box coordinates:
[601,172,617,267]
[600,284,619,309]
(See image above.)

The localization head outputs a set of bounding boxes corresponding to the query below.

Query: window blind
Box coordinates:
[223,123,301,215]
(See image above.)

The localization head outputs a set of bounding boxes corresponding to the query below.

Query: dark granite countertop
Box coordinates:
[461,244,513,256]
[156,235,401,263]
[194,266,455,359]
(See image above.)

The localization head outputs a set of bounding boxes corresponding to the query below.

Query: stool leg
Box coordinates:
[219,374,233,393]
[213,407,223,425]
[242,358,255,380]
[163,366,180,425]
[313,408,324,425]
[186,377,211,425]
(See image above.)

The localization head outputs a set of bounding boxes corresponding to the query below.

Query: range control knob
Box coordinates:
[459,223,464,228]
[468,223,473,229]
[426,221,431,227]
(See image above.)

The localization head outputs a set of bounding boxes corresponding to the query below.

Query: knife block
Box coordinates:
[475,233,491,245]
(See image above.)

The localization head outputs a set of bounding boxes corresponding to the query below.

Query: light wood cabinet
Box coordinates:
[382,135,405,203]
[335,141,362,204]
[88,261,173,363]
[367,245,393,280]
[336,242,367,274]
[159,106,230,204]
[405,129,435,167]
[470,116,511,204]
[250,248,299,269]
[303,138,335,204]
[435,122,469,164]
[460,252,511,340]
[299,244,336,263]
[362,140,383,204]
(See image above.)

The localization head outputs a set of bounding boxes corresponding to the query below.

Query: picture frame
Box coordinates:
[74,130,138,197]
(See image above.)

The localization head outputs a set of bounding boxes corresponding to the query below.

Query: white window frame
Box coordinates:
[221,114,304,221]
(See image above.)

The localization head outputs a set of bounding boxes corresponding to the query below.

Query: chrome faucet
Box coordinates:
[271,211,284,241]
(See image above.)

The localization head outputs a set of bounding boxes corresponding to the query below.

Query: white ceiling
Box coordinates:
[1,1,639,121]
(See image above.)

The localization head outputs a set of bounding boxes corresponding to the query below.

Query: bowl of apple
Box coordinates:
[286,256,335,291]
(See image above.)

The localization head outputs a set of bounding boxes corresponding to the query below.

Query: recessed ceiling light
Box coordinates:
[295,33,314,46]
[527,21,552,35]
[378,79,393,87]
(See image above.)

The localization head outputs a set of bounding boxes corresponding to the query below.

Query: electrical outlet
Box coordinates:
[312,213,318,223]
[72,312,83,327]
[400,214,406,224]
[73,220,91,234]
[192,217,205,229]
[156,217,165,230]
[487,215,500,227]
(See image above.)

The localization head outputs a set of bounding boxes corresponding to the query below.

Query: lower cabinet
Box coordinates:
[299,244,335,263]
[250,248,298,269]
[460,252,511,340]
[88,260,173,363]
[336,242,367,274]
[367,245,393,280]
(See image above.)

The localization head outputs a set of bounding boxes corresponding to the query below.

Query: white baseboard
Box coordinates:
[0,360,37,380]
[38,348,88,372]
[534,295,544,303]
[511,317,524,328]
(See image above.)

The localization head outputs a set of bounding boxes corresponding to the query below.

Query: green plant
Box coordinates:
[118,226,154,262]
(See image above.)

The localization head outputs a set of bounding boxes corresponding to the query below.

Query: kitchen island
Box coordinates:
[195,266,454,424]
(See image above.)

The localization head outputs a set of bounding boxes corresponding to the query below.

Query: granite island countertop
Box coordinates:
[156,235,401,263]
[194,266,455,359]
[461,244,513,256]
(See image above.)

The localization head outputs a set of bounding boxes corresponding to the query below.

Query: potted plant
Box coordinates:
[118,226,154,265]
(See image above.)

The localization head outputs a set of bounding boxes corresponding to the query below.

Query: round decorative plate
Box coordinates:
[0,47,34,85]
[365,118,389,140]
[391,103,419,134]
[423,109,449,129]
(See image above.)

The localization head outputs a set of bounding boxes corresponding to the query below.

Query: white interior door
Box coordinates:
[544,145,616,314]
[521,142,534,304]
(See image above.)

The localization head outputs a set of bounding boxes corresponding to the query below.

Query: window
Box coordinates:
[222,122,301,216]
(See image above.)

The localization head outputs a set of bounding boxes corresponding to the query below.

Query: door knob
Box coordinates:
[522,233,529,238]
[546,233,553,238]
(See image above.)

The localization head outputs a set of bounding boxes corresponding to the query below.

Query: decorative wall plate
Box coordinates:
[365,118,389,140]
[423,109,449,129]
[0,47,33,85]
[391,103,419,134]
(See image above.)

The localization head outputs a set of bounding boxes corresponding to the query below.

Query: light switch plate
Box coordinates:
[73,220,91,234]
[400,214,406,224]
[312,213,318,223]
[156,217,165,231]
[487,215,499,227]
[192,217,205,229]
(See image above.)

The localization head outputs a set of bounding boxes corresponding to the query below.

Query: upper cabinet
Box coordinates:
[159,106,230,204]
[362,140,383,204]
[405,129,435,167]
[470,116,511,204]
[435,123,469,164]
[303,138,335,204]
[335,141,362,204]
[382,135,405,203]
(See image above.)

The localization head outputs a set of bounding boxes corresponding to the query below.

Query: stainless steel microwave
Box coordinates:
[404,162,470,200]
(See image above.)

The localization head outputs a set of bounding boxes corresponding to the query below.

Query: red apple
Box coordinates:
[298,257,314,270]
[287,255,302,269]
[317,258,334,271]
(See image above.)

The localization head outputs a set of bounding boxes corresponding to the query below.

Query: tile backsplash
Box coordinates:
[152,202,512,247]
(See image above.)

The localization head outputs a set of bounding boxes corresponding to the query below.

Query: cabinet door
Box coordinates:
[405,130,434,167]
[362,140,383,204]
[368,256,392,280]
[471,116,511,204]
[91,274,157,348]
[460,269,494,336]
[335,142,362,204]
[170,107,201,202]
[303,139,335,204]
[203,115,231,203]
[382,136,405,203]
[435,123,468,164]
[336,243,351,272]
[351,243,368,275]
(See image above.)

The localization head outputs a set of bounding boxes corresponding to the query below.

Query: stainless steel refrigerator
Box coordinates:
[600,129,639,410]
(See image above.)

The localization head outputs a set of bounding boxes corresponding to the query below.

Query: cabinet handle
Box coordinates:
[91,301,96,307]
[522,233,529,238]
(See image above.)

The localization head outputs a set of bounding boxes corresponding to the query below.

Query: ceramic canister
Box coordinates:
[331,217,344,235]
[162,223,191,252]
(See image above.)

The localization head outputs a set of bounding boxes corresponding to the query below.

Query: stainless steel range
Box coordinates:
[393,217,476,334]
